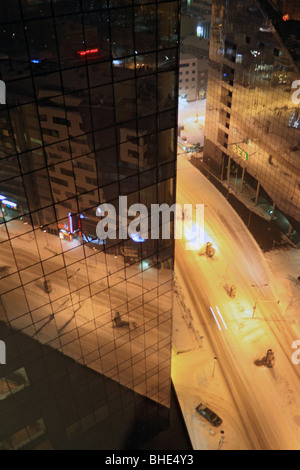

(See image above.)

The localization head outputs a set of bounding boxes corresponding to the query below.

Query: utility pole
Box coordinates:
[240,166,246,193]
[251,283,268,319]
[255,182,261,206]
[212,356,218,378]
[291,281,300,304]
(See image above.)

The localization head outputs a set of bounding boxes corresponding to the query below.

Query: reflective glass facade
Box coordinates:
[0,0,181,411]
[0,323,192,450]
[204,0,300,228]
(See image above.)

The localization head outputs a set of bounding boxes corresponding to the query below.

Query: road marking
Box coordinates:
[216,306,228,330]
[210,307,222,331]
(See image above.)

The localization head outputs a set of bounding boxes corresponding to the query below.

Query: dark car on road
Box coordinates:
[196,403,223,427]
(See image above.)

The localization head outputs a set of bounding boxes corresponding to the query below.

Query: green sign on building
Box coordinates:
[233,144,249,161]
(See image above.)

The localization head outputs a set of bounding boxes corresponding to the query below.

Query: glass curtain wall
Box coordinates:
[204,0,300,226]
[0,0,181,407]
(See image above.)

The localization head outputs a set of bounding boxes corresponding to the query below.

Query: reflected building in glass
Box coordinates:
[0,0,181,442]
[204,0,300,234]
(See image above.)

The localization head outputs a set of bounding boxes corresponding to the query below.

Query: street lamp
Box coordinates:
[41,226,49,245]
[251,283,268,319]
[253,299,280,319]
[251,283,280,319]
[290,280,300,304]
[68,268,81,307]
[212,356,218,378]
[92,246,98,265]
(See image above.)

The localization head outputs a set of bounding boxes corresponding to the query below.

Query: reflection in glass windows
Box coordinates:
[0,0,180,413]
[0,368,30,400]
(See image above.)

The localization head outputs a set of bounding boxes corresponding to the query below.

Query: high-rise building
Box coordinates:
[204,0,300,236]
[0,0,183,448]
[179,54,198,101]
[0,321,191,450]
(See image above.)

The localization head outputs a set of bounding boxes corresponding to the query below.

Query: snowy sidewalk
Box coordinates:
[265,248,300,323]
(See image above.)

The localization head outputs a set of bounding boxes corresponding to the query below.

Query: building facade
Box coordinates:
[179,53,198,100]
[0,322,191,450]
[180,36,209,98]
[0,0,181,432]
[204,0,300,233]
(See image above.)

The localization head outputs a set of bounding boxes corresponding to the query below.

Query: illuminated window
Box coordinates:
[196,26,204,37]
[0,419,46,450]
[0,368,30,401]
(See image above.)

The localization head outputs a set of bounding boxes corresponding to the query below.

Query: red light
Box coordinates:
[77,48,99,56]
[283,14,289,21]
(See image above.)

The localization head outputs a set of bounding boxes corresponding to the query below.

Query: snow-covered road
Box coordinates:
[173,154,300,450]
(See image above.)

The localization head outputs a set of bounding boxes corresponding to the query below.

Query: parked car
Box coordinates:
[196,403,223,427]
